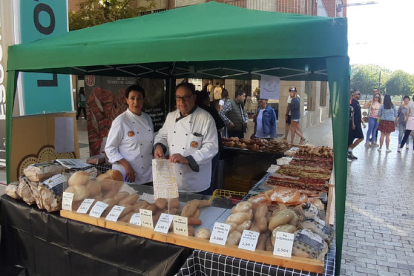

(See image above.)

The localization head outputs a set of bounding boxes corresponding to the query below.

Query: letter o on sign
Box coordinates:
[34,3,55,35]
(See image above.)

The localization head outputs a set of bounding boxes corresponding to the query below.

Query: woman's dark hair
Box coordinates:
[195,90,209,106]
[79,87,85,94]
[383,95,393,109]
[126,84,145,98]
[403,95,410,101]
[221,89,229,99]
[373,93,382,104]
[176,82,196,95]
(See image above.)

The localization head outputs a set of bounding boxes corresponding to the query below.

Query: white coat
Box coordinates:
[154,107,218,193]
[105,109,154,184]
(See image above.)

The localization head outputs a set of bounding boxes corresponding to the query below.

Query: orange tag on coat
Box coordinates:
[127,131,135,137]
[190,141,198,148]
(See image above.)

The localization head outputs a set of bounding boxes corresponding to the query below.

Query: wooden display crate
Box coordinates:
[60,209,325,273]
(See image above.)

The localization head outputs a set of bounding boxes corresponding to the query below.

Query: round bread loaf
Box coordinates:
[106,169,123,181]
[68,171,90,187]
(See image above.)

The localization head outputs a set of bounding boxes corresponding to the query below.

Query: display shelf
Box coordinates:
[60,209,325,273]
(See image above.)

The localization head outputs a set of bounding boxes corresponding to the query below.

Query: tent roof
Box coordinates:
[7,1,348,80]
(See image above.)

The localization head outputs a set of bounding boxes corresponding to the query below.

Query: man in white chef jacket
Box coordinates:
[154,82,218,194]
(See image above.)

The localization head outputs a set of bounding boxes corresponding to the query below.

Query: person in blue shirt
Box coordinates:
[252,95,277,140]
[288,87,307,145]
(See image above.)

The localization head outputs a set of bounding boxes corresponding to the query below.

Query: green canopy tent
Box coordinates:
[6,2,349,274]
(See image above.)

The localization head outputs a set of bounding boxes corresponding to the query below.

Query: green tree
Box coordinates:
[350,64,391,97]
[69,0,156,31]
[384,70,414,96]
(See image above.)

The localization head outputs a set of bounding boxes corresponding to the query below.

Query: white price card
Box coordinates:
[273,232,294,257]
[238,230,260,251]
[209,222,231,245]
[89,201,109,218]
[129,213,142,226]
[140,209,154,229]
[62,192,74,211]
[154,213,173,234]
[173,216,188,236]
[76,199,95,214]
[105,205,125,221]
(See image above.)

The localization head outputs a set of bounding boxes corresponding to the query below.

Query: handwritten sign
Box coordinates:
[140,209,154,229]
[154,213,173,234]
[62,192,74,211]
[129,213,142,226]
[209,222,230,245]
[152,159,178,199]
[273,232,294,257]
[89,201,109,218]
[105,205,125,222]
[238,230,259,251]
[173,216,188,236]
[76,199,94,214]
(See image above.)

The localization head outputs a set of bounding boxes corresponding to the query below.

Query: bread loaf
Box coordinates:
[87,180,101,197]
[65,185,89,202]
[68,171,90,187]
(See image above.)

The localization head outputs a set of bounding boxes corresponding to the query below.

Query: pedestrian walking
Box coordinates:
[398,95,414,152]
[348,90,366,160]
[377,95,397,152]
[288,87,307,145]
[395,96,410,149]
[362,93,381,147]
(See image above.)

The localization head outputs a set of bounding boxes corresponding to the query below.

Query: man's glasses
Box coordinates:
[374,96,380,99]
[175,95,193,102]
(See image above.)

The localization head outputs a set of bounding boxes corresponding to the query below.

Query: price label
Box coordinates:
[140,209,154,229]
[129,213,142,226]
[173,216,188,236]
[76,199,95,214]
[62,192,74,211]
[273,232,294,257]
[154,213,173,234]
[105,205,125,221]
[209,222,230,245]
[89,201,109,218]
[238,230,259,251]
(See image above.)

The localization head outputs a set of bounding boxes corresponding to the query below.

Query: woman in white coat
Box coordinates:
[105,84,154,184]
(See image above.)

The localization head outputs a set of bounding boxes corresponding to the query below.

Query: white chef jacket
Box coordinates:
[105,109,154,184]
[154,107,218,193]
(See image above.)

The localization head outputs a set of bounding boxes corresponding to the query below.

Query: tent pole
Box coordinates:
[5,70,18,184]
[326,56,350,276]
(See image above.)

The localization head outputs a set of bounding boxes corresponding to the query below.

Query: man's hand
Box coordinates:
[252,113,258,120]
[170,154,188,164]
[362,123,366,129]
[352,124,356,130]
[154,145,165,159]
[229,122,235,129]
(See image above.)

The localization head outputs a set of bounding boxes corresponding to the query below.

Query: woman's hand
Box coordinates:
[118,159,135,182]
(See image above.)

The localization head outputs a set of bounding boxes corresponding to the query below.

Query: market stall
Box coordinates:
[5,2,349,275]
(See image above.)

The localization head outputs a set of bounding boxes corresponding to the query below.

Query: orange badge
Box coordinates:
[127,131,135,137]
[190,141,198,148]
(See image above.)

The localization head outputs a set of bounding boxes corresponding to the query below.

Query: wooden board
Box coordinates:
[325,168,335,226]
[61,210,324,273]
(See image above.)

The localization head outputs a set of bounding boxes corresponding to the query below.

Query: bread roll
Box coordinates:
[106,169,123,181]
[65,185,89,201]
[118,194,139,205]
[155,198,168,210]
[195,228,211,239]
[68,171,90,187]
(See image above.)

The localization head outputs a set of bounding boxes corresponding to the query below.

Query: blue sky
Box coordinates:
[347,0,414,74]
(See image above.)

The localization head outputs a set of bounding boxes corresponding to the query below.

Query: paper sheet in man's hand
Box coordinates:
[152,159,179,199]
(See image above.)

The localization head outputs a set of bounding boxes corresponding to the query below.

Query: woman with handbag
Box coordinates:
[377,95,397,152]
[363,93,381,147]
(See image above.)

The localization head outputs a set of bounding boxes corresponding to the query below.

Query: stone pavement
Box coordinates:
[339,126,414,276]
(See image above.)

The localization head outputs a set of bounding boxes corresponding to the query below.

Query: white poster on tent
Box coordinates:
[260,74,280,100]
